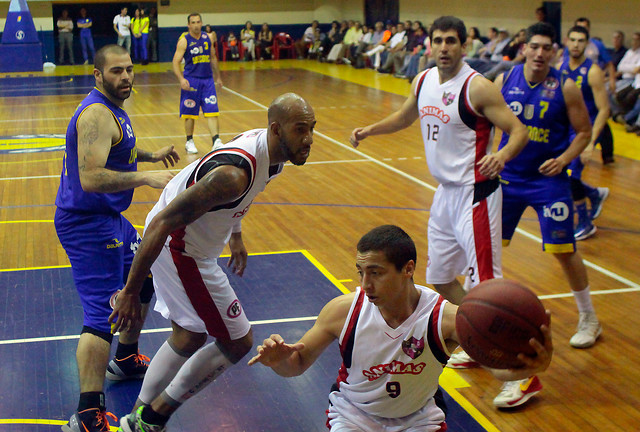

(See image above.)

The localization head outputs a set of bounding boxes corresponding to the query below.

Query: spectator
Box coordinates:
[77,8,95,65]
[325,21,349,63]
[139,9,149,64]
[341,21,363,64]
[611,32,640,120]
[466,27,484,58]
[485,28,526,81]
[131,9,142,61]
[393,21,426,78]
[355,21,384,58]
[113,7,131,53]
[204,24,218,54]
[241,21,256,61]
[377,22,407,73]
[361,22,396,69]
[147,7,158,62]
[296,20,319,59]
[228,31,240,60]
[611,31,627,68]
[318,21,340,61]
[258,23,273,60]
[57,9,74,65]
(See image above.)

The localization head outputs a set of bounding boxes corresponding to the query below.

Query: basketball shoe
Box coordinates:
[493,375,543,408]
[185,139,198,154]
[570,312,602,348]
[446,350,480,369]
[62,408,117,432]
[212,137,223,150]
[588,187,609,220]
[106,352,150,380]
[574,221,597,241]
[119,406,167,432]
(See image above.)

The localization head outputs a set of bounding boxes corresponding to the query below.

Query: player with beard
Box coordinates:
[111,93,315,432]
[55,44,179,432]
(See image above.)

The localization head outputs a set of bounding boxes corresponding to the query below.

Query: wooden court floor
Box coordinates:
[0,60,639,431]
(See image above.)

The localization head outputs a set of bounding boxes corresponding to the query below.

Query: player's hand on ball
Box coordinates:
[247,334,305,366]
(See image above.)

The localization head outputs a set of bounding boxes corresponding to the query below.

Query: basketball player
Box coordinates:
[172,13,223,155]
[109,93,315,432]
[490,22,601,408]
[350,16,528,305]
[55,45,179,432]
[558,26,610,240]
[248,225,553,430]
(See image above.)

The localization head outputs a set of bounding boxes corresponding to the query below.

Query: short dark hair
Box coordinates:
[430,16,467,44]
[187,13,201,23]
[568,25,589,40]
[526,22,556,43]
[357,225,417,271]
[94,44,128,73]
[575,17,590,27]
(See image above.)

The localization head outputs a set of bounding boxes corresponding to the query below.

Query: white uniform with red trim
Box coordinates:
[327,285,450,431]
[415,64,502,289]
[145,128,283,339]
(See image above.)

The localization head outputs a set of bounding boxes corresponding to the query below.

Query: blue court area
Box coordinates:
[0,75,95,97]
[0,252,486,431]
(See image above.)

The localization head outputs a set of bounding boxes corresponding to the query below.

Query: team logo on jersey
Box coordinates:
[508,86,525,96]
[541,89,556,99]
[184,99,196,108]
[401,336,424,359]
[362,360,426,381]
[580,67,588,75]
[524,104,535,120]
[441,91,455,106]
[543,77,559,90]
[509,101,523,116]
[227,300,242,318]
[543,202,570,221]
[204,95,217,105]
[190,46,202,55]
[189,41,197,46]
[419,105,450,123]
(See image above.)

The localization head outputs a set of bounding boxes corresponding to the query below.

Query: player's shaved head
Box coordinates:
[95,44,130,73]
[268,93,313,124]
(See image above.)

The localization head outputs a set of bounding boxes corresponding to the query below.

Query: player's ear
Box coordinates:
[93,68,102,83]
[403,260,415,278]
[269,121,281,138]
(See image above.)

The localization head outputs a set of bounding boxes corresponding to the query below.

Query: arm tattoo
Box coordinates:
[136,148,154,162]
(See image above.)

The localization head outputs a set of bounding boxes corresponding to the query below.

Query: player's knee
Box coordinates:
[217,328,253,363]
[81,325,114,344]
[169,325,208,355]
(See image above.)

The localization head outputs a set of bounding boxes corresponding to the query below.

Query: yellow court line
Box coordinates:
[299,249,350,294]
[0,419,117,431]
[0,220,54,224]
[0,158,62,165]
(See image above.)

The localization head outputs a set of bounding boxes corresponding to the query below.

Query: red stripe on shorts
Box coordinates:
[472,199,495,282]
[169,228,230,339]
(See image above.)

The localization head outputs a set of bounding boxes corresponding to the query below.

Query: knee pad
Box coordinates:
[140,274,155,304]
[82,325,114,344]
[570,177,586,201]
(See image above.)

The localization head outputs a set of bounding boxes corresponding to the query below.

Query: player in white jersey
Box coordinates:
[249,225,553,431]
[109,93,316,432]
[350,16,529,305]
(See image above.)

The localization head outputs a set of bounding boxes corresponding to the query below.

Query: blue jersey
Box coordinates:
[559,57,597,121]
[499,65,570,181]
[55,88,138,214]
[77,17,92,36]
[182,32,213,78]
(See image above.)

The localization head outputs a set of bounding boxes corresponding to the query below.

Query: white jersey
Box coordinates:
[334,285,451,419]
[145,129,283,259]
[415,63,494,186]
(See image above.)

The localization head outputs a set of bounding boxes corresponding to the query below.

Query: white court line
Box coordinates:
[224,86,640,290]
[0,316,317,346]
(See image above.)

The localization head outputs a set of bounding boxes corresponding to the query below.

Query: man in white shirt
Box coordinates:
[113,7,131,53]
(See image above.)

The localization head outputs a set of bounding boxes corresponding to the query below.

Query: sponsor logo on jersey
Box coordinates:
[543,202,569,221]
[580,66,587,75]
[543,77,559,90]
[189,41,197,46]
[184,99,196,108]
[401,336,424,359]
[118,116,125,125]
[107,237,124,249]
[362,360,426,381]
[508,86,525,96]
[509,101,523,116]
[441,91,455,106]
[419,105,450,123]
[541,89,555,99]
[524,104,535,120]
[227,299,242,318]
[204,95,217,105]
[526,125,550,143]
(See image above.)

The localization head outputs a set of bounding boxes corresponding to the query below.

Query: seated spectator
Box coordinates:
[484,28,526,81]
[258,23,273,60]
[354,21,385,59]
[325,21,349,62]
[476,27,498,60]
[318,21,340,60]
[241,21,256,61]
[341,21,363,64]
[466,27,484,58]
[309,27,324,59]
[404,35,432,81]
[376,22,407,73]
[611,31,627,68]
[362,22,397,69]
[393,21,427,78]
[296,20,319,59]
[467,28,510,74]
[228,31,240,60]
[610,32,640,118]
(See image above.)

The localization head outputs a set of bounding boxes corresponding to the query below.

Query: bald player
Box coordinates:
[110,93,316,432]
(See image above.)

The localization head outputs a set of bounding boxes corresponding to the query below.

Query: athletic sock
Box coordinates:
[115,341,138,359]
[575,202,590,226]
[138,340,190,405]
[164,341,233,405]
[572,286,595,313]
[186,135,193,141]
[140,406,170,426]
[78,391,105,411]
[212,134,219,146]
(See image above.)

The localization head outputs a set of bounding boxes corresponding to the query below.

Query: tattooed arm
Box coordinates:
[109,164,250,331]
[77,104,173,193]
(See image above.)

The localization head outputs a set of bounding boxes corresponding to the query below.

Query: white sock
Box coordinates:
[572,286,595,313]
[164,341,233,405]
[138,340,190,405]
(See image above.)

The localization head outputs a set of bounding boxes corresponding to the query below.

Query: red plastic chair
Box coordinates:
[273,33,295,60]
[220,36,245,61]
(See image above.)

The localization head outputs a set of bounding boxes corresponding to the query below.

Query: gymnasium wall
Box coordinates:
[0,0,638,65]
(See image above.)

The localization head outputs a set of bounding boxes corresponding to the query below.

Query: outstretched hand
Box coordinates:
[247,334,305,367]
[153,145,180,168]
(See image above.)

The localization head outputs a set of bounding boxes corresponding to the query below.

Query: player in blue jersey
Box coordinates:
[56,45,179,432]
[558,26,610,240]
[172,13,223,155]
[493,22,602,408]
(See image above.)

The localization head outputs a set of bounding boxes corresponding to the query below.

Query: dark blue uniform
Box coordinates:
[499,65,576,253]
[55,88,141,334]
[179,32,219,119]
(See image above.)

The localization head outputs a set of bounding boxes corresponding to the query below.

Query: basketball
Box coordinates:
[455,278,549,369]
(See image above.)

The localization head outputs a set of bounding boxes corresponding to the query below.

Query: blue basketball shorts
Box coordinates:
[180,76,219,119]
[567,157,584,180]
[501,176,576,253]
[54,208,141,333]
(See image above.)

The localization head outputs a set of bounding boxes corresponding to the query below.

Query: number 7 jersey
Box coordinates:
[415,63,494,186]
